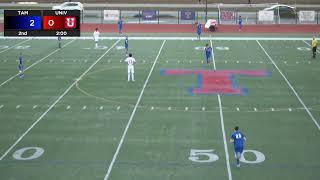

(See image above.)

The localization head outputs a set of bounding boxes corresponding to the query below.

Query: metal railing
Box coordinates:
[0,3,319,24]
[81,9,320,25]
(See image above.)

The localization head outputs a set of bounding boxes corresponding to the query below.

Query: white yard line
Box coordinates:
[257,40,320,131]
[0,38,31,54]
[0,39,76,88]
[0,36,314,41]
[302,40,320,53]
[210,39,232,180]
[0,39,120,161]
[103,40,166,180]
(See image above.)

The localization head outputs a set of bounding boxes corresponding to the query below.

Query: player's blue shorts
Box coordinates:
[197,31,201,35]
[125,45,128,49]
[234,146,244,153]
[18,64,23,71]
[206,54,211,60]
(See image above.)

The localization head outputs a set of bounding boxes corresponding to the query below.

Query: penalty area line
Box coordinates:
[0,39,120,161]
[103,40,166,180]
[257,40,320,131]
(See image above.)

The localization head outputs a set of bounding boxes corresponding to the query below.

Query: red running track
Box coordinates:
[80,24,320,33]
[1,23,320,33]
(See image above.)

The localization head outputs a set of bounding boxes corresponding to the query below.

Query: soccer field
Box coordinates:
[0,37,319,180]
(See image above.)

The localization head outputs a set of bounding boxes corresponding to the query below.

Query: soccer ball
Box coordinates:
[19,70,22,73]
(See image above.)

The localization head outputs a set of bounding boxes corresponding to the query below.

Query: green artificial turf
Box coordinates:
[0,37,319,180]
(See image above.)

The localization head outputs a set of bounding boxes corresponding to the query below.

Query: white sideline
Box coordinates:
[0,38,31,54]
[0,39,121,161]
[210,39,232,180]
[0,36,314,41]
[257,40,320,131]
[103,40,166,180]
[0,39,76,88]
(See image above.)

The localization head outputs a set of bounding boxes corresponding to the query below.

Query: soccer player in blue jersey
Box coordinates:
[118,18,123,34]
[197,23,202,40]
[238,16,243,31]
[58,36,62,48]
[125,36,129,56]
[205,43,213,63]
[230,126,246,168]
[18,52,24,78]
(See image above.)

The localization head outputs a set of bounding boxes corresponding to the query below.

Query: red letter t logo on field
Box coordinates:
[160,69,271,95]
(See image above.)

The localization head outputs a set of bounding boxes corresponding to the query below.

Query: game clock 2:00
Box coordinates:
[4,10,80,37]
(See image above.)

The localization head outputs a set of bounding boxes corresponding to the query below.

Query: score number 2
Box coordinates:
[30,20,35,27]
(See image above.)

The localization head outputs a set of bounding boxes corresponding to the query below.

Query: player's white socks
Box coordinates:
[95,43,98,48]
[128,73,135,81]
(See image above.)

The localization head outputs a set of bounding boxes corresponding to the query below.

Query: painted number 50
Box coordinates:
[188,149,219,163]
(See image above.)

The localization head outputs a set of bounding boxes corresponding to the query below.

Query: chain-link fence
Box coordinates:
[79,9,320,24]
[0,3,319,25]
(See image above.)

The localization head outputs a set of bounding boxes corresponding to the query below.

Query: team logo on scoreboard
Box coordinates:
[65,17,76,28]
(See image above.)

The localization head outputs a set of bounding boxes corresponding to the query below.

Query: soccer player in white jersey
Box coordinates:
[124,53,136,82]
[93,28,100,48]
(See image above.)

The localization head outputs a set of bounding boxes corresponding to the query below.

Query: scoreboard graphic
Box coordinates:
[4,10,80,36]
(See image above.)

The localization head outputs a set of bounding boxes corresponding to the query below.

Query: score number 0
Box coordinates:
[45,18,76,28]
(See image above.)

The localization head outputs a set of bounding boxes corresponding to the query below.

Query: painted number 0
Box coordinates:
[240,150,265,164]
[15,45,30,50]
[12,147,44,160]
[188,149,219,163]
[0,45,30,50]
[297,47,311,51]
[0,45,9,49]
[95,46,108,50]
[215,46,230,50]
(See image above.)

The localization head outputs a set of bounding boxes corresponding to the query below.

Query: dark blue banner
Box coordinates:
[180,11,195,20]
[142,10,157,21]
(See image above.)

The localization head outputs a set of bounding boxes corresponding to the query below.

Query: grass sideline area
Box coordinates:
[0,37,319,180]
[0,32,318,39]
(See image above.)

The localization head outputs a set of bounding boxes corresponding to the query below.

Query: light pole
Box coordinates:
[205,0,208,22]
